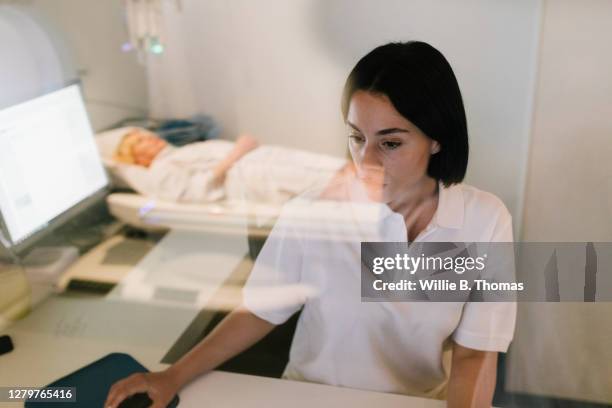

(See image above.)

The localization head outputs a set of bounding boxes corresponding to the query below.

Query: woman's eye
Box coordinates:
[349,134,365,143]
[382,141,401,150]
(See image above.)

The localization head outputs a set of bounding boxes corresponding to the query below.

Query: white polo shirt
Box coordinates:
[242,180,516,399]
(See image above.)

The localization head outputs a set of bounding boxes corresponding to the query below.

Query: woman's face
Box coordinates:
[131,132,167,167]
[347,91,439,205]
[117,130,167,167]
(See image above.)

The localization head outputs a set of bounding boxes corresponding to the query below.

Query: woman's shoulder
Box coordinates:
[437,183,513,241]
[452,184,512,232]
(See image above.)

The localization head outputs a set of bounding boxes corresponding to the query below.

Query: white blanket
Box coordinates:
[226,145,346,204]
[96,131,345,205]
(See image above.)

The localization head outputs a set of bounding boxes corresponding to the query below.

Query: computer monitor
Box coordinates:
[0,84,109,251]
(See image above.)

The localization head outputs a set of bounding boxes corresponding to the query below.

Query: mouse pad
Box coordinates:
[25,352,179,408]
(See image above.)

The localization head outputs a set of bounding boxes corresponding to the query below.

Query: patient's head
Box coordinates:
[114,129,168,167]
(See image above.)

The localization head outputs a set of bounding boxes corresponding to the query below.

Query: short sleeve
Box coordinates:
[242,202,309,325]
[452,209,517,352]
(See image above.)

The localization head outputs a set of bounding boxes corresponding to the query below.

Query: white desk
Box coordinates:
[0,296,192,384]
[179,371,446,408]
[0,297,455,407]
[0,228,250,406]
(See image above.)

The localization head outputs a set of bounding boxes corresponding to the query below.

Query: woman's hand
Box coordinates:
[211,133,259,181]
[104,309,275,408]
[104,369,181,408]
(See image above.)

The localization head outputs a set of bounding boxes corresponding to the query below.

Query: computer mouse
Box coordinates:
[0,335,14,356]
[116,393,181,408]
[117,392,152,408]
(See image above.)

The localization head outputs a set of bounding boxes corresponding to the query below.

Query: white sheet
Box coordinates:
[96,128,345,205]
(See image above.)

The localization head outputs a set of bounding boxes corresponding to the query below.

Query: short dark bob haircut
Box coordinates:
[342,41,469,187]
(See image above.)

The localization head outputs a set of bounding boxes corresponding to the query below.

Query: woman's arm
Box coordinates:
[168,307,275,385]
[211,134,259,182]
[447,342,498,408]
[105,307,275,408]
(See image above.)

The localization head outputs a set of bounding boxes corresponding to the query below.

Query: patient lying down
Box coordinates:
[104,128,347,204]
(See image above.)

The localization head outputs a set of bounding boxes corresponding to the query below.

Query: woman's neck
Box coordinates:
[388,177,440,241]
[388,177,438,212]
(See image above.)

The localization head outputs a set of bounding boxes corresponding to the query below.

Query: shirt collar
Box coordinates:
[349,180,465,230]
[433,182,464,229]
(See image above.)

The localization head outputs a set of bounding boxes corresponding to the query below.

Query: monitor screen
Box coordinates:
[0,84,108,245]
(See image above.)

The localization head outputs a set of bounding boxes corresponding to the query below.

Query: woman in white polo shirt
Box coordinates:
[106,41,515,408]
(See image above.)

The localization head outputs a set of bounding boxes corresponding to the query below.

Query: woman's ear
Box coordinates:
[431,141,441,155]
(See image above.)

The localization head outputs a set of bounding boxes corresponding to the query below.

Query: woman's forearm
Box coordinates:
[447,343,498,408]
[166,308,276,388]
[212,135,259,181]
[211,151,243,180]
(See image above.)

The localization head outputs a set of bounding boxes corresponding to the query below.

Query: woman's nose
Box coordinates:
[359,142,382,168]
[354,145,383,181]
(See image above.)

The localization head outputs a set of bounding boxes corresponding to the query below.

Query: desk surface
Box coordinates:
[0,299,444,408]
[180,371,446,408]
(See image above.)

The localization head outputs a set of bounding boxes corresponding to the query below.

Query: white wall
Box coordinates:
[507,0,612,404]
[520,0,612,242]
[147,0,542,226]
[0,1,148,132]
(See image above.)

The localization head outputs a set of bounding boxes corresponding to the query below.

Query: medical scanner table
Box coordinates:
[106,193,281,237]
